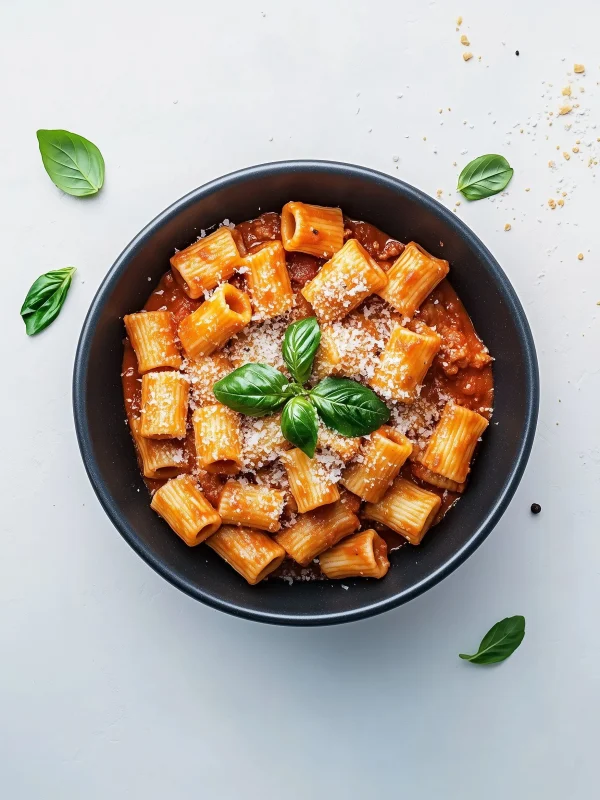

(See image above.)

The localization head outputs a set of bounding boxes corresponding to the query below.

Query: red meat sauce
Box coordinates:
[122,212,493,580]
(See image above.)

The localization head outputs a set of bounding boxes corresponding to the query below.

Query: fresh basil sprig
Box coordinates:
[20,267,76,335]
[282,317,321,384]
[459,615,525,665]
[213,363,294,416]
[37,129,105,197]
[281,396,319,457]
[457,154,514,201]
[213,318,390,458]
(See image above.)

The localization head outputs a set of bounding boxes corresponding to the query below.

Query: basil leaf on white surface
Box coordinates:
[459,615,525,664]
[310,377,390,437]
[20,267,76,335]
[282,316,321,385]
[36,129,105,196]
[213,363,295,416]
[457,154,514,201]
[281,396,319,457]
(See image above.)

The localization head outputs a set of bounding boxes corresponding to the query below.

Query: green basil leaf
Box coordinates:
[213,363,295,416]
[36,129,105,196]
[310,377,390,437]
[20,267,76,335]
[281,396,319,458]
[459,615,525,665]
[457,154,514,201]
[282,317,321,385]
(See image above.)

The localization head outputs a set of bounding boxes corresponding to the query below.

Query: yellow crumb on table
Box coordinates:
[557,199,565,207]
[574,63,585,73]
[548,160,556,168]
[563,151,571,161]
[463,52,473,62]
[562,191,567,197]
[572,146,580,153]
[460,34,470,45]
[577,253,584,260]
[457,15,463,25]
[436,189,443,198]
[504,223,511,231]
[562,86,572,96]
[559,105,572,116]
[548,198,556,209]
[525,187,531,192]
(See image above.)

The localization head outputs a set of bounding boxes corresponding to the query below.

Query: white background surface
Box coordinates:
[1,1,599,797]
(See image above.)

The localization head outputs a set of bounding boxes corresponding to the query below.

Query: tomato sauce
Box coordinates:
[122,212,493,581]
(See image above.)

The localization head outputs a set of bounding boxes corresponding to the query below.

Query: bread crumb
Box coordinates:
[460,34,470,46]
[572,146,580,153]
[504,223,511,231]
[525,187,531,192]
[463,52,473,62]
[436,189,443,198]
[574,63,585,73]
[577,253,584,260]
[563,151,571,161]
[548,160,556,168]
[562,86,572,96]
[561,191,567,197]
[559,105,572,116]
[457,15,463,25]
[548,198,556,209]
[557,198,564,207]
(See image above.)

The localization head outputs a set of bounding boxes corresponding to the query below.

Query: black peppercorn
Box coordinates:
[515,50,520,56]
[530,503,541,514]
[312,228,319,235]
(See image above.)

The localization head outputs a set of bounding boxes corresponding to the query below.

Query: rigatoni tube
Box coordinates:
[319,529,390,579]
[178,283,252,359]
[206,525,286,585]
[150,475,221,546]
[419,402,489,483]
[275,500,360,566]
[281,201,344,259]
[170,227,242,299]
[377,242,449,318]
[124,310,182,372]
[341,426,413,502]
[280,448,340,513]
[364,477,441,545]
[192,404,243,475]
[140,371,189,439]
[217,481,286,533]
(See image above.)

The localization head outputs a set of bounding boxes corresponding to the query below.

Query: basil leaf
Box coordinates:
[459,616,525,665]
[457,154,514,201]
[213,363,294,416]
[310,377,390,437]
[281,396,319,458]
[282,317,321,385]
[20,267,76,335]
[36,129,105,196]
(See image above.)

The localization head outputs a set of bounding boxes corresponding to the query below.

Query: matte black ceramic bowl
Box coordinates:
[73,160,539,625]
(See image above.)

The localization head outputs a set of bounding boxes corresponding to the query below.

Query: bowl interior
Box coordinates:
[74,161,538,624]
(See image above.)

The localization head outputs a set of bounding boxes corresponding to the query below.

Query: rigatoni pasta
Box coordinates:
[124,310,182,372]
[150,475,221,546]
[140,370,189,439]
[364,478,442,545]
[370,324,441,403]
[122,202,494,589]
[281,201,344,258]
[280,448,340,513]
[419,402,489,483]
[170,226,242,298]
[341,426,413,502]
[377,241,449,317]
[207,525,286,584]
[243,240,294,319]
[319,529,390,579]
[130,417,188,479]
[301,239,388,323]
[192,404,242,475]
[217,481,285,532]
[275,500,360,565]
[178,283,252,359]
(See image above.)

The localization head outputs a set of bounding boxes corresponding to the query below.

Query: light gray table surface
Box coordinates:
[1,1,599,797]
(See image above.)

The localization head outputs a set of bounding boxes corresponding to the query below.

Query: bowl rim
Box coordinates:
[73,159,539,626]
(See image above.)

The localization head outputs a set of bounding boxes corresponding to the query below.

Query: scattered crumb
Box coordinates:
[572,146,580,153]
[562,86,572,96]
[548,198,557,209]
[574,63,585,74]
[460,34,470,46]
[525,187,530,192]
[463,52,473,62]
[559,105,572,116]
[557,199,565,207]
[504,223,511,231]
[578,253,584,260]
[436,189,443,198]
[563,151,571,161]
[457,15,463,25]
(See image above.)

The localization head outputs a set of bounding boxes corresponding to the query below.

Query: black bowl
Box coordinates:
[73,160,539,625]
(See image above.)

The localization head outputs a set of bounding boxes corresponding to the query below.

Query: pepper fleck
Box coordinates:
[515,50,520,56]
[530,503,541,514]
[312,228,319,235]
